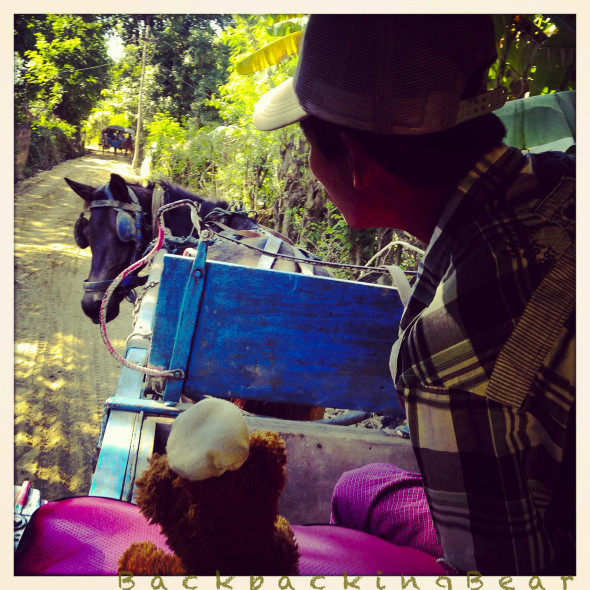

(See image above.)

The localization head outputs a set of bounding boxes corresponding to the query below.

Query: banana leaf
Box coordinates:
[495,90,575,152]
[235,31,303,75]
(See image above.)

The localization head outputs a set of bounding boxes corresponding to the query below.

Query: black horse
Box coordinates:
[121,136,134,156]
[65,173,328,420]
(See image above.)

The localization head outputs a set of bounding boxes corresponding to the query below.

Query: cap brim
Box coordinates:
[253,77,308,131]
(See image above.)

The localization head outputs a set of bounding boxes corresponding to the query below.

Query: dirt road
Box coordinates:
[14,153,145,501]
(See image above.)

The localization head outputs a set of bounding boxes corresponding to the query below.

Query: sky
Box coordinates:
[107,34,124,61]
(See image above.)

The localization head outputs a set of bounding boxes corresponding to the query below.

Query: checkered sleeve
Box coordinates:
[393,147,575,574]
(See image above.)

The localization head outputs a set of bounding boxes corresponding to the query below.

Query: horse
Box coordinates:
[65,172,328,420]
[100,134,110,153]
[121,137,134,156]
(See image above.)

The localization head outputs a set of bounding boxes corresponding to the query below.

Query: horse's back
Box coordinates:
[208,236,329,277]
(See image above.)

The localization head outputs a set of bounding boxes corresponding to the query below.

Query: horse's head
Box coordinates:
[65,173,148,324]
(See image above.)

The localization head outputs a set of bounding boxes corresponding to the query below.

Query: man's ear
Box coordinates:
[339,131,374,190]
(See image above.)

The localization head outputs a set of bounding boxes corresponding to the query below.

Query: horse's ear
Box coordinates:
[65,177,95,204]
[109,173,133,203]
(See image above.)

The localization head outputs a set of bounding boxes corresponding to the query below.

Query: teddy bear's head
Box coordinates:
[129,398,299,575]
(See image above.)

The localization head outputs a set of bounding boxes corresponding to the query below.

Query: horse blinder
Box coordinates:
[74,214,89,249]
[116,210,137,243]
[75,209,137,248]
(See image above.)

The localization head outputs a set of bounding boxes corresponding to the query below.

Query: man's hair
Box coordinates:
[300,113,506,190]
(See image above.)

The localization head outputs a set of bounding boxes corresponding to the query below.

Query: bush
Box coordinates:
[23,119,83,177]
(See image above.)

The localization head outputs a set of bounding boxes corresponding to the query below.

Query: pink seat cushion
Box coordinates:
[293,524,444,575]
[15,497,444,576]
[15,497,171,575]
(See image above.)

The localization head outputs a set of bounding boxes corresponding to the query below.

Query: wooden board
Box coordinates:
[90,255,165,500]
[91,246,410,507]
[89,347,147,500]
[150,250,405,415]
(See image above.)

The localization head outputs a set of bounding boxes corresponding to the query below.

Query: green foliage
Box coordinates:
[148,15,233,125]
[14,14,112,177]
[15,14,111,126]
[144,113,188,177]
[14,13,577,278]
[82,15,233,163]
[26,120,84,174]
[235,31,303,74]
[83,39,150,147]
[492,15,575,98]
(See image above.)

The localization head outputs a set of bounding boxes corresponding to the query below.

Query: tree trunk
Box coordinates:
[15,124,32,181]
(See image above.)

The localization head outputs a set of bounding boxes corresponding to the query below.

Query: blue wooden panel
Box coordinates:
[90,347,148,499]
[151,253,404,415]
[162,244,208,402]
[115,347,147,398]
[89,410,137,499]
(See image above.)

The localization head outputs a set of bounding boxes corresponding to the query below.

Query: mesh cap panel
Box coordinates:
[254,14,506,135]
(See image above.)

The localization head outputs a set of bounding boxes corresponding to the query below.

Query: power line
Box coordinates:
[71,63,111,72]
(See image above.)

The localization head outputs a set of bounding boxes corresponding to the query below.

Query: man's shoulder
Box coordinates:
[529,150,575,186]
[471,148,575,230]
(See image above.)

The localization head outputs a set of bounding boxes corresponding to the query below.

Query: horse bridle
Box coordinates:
[75,183,147,294]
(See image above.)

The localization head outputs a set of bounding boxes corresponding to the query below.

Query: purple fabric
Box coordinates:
[15,495,443,575]
[330,463,444,558]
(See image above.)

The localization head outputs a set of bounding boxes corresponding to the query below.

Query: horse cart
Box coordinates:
[14,91,576,577]
[101,124,134,155]
[90,240,413,511]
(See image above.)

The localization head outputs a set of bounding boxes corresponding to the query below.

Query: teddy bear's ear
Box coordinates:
[250,431,287,468]
[134,453,179,525]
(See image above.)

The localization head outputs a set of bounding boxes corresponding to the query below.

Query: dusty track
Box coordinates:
[14,152,144,501]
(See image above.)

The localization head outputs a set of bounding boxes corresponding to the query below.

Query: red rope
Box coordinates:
[98,220,181,379]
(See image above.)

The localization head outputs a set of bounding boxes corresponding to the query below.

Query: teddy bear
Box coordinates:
[118,397,300,576]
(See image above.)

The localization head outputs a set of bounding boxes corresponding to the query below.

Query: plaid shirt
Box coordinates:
[390,145,575,575]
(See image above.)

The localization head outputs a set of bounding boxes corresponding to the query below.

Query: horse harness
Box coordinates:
[75,180,320,300]
[151,183,318,276]
[75,183,147,293]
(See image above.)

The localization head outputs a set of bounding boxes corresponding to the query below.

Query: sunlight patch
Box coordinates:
[15,342,38,355]
[15,242,91,257]
[37,465,65,484]
[48,379,65,391]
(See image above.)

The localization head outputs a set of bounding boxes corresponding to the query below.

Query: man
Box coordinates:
[253,15,575,575]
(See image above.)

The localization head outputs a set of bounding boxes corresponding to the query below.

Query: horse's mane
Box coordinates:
[128,178,256,235]
[153,180,231,218]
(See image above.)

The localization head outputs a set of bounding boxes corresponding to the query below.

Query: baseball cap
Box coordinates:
[253,14,507,135]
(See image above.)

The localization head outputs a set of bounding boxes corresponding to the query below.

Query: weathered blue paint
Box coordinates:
[90,254,166,500]
[151,246,405,415]
[163,242,208,402]
[91,243,408,503]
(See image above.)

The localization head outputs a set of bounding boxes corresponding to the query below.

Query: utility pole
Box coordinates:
[131,19,158,173]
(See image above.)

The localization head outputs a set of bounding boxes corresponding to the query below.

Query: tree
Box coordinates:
[106,14,233,125]
[15,14,111,127]
[492,14,575,98]
[86,14,234,164]
[14,14,114,176]
[149,14,233,125]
